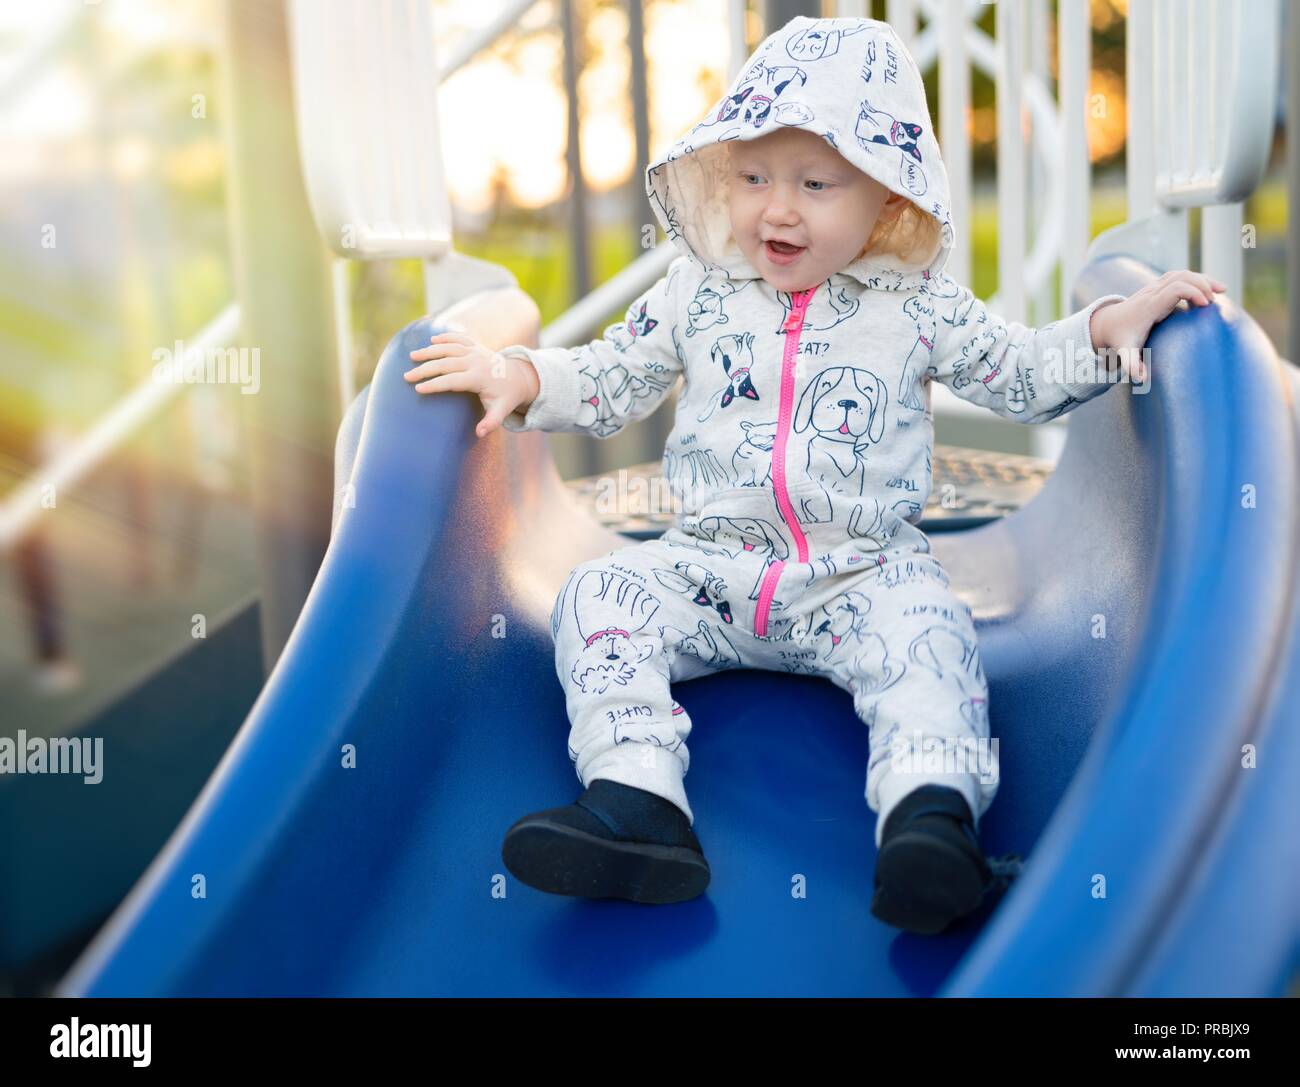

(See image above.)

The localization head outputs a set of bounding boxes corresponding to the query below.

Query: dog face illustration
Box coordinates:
[575,369,602,429]
[772,101,815,126]
[653,562,735,626]
[708,86,754,127]
[627,300,658,339]
[849,632,906,696]
[732,420,777,486]
[662,619,742,671]
[903,294,937,340]
[686,283,735,337]
[708,62,809,129]
[892,498,923,522]
[607,302,659,353]
[707,333,758,411]
[907,624,989,728]
[790,591,873,659]
[736,419,776,452]
[951,324,1003,390]
[572,629,655,695]
[794,366,888,446]
[923,274,962,303]
[785,24,866,62]
[569,570,661,695]
[613,714,688,752]
[855,96,928,196]
[856,95,924,161]
[696,515,789,561]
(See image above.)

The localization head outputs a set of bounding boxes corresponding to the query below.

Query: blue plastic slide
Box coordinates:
[58,257,1300,996]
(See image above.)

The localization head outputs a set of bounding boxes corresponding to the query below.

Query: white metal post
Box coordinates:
[1059,0,1090,315]
[940,0,971,288]
[1028,0,1052,325]
[996,0,1026,322]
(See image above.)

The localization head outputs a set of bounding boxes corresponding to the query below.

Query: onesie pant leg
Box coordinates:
[549,539,741,826]
[817,554,1000,849]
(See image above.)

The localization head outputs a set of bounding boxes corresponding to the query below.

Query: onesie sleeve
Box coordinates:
[922,272,1128,424]
[499,255,691,438]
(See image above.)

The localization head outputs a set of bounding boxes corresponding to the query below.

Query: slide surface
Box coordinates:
[60,257,1300,996]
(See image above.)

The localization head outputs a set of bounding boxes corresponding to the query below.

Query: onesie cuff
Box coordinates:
[875,772,984,850]
[498,346,584,433]
[1054,293,1129,402]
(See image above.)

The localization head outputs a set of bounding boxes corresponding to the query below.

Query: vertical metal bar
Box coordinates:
[1201,0,1211,172]
[887,0,916,54]
[1152,0,1166,192]
[729,0,750,79]
[1127,0,1155,221]
[1028,0,1051,324]
[1060,0,1091,316]
[939,0,971,287]
[762,0,819,35]
[561,0,591,305]
[332,259,356,414]
[1202,202,1243,301]
[1214,0,1238,196]
[1171,0,1187,191]
[629,0,664,471]
[221,0,341,673]
[996,0,1025,321]
[1190,0,1209,183]
[628,0,651,247]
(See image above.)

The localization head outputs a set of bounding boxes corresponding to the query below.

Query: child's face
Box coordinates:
[727,127,902,292]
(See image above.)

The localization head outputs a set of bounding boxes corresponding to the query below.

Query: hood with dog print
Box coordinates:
[500,16,1127,604]
[645,14,954,291]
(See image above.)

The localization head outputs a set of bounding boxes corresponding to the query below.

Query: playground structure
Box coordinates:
[0,0,1294,995]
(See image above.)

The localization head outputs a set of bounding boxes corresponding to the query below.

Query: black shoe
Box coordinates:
[871,785,998,935]
[501,779,711,904]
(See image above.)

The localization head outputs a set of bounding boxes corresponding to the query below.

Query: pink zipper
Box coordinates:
[754,285,816,637]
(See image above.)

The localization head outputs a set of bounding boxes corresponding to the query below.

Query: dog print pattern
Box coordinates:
[548,534,996,835]
[499,14,1128,838]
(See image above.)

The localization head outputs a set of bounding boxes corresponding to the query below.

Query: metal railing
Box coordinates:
[0,305,241,553]
[1,0,1284,550]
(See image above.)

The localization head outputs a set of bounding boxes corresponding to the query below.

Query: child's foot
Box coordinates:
[501,778,710,904]
[871,785,994,935]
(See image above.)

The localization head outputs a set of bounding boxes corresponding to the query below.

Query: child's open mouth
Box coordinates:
[765,240,805,265]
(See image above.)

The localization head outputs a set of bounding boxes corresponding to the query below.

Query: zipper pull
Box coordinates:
[784,289,813,332]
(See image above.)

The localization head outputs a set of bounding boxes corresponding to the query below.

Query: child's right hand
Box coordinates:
[405,332,540,438]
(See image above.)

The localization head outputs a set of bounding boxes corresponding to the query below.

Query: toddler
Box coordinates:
[406,15,1223,933]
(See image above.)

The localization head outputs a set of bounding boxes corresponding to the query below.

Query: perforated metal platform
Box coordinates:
[565,443,1055,538]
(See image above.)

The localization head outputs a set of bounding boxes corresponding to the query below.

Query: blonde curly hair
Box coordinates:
[858,199,944,267]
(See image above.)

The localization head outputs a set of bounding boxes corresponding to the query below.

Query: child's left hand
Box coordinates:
[1089,270,1226,381]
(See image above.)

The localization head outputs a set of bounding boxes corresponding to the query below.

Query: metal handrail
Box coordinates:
[0,0,1078,540]
[0,305,242,553]
[0,0,571,551]
[534,244,676,350]
[4,0,1282,547]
